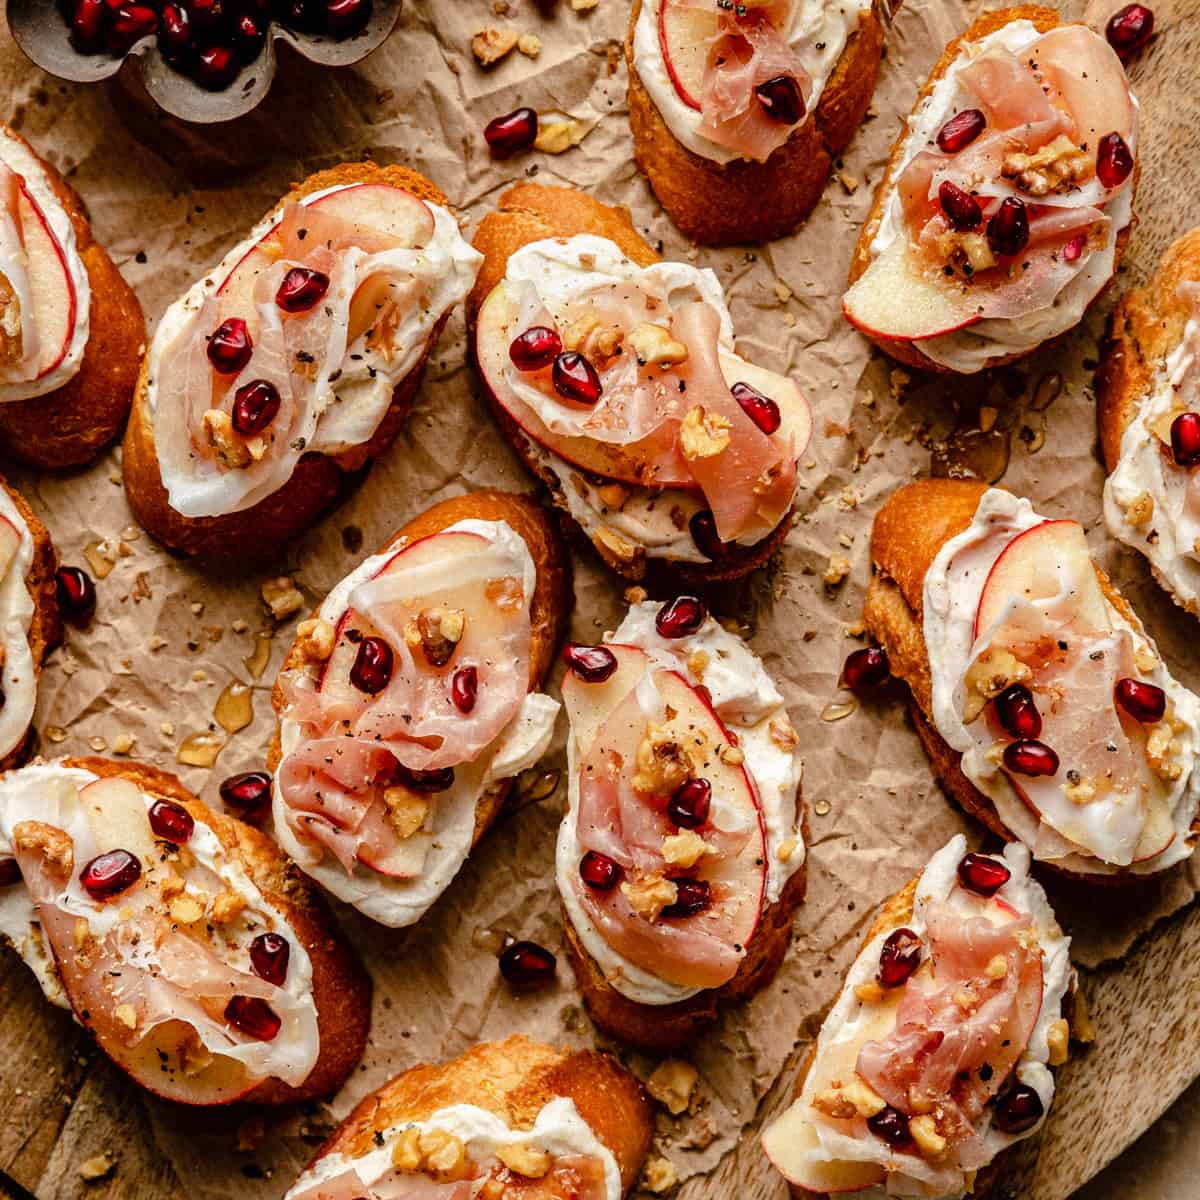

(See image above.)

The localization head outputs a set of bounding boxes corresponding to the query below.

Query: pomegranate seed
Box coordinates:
[350,636,393,694]
[1106,4,1154,61]
[668,778,711,829]
[55,566,96,628]
[484,108,539,156]
[189,0,221,29]
[1063,233,1087,262]
[219,771,272,816]
[562,643,617,683]
[755,74,805,125]
[662,878,712,919]
[276,267,331,314]
[936,108,986,154]
[231,379,281,435]
[878,927,921,988]
[106,3,157,53]
[867,1106,913,1149]
[731,381,782,434]
[206,317,253,374]
[499,940,557,989]
[1171,412,1200,467]
[580,850,622,892]
[194,45,239,89]
[1096,132,1134,189]
[993,684,1042,739]
[71,0,108,49]
[0,858,22,886]
[840,646,890,691]
[552,352,602,405]
[148,800,194,844]
[225,995,281,1040]
[395,764,455,793]
[326,0,372,35]
[80,849,141,901]
[689,509,730,560]
[249,931,290,985]
[509,326,562,372]
[987,197,1030,258]
[938,180,983,232]
[158,2,189,53]
[957,852,1011,897]
[993,1081,1044,1134]
[1115,677,1166,723]
[656,595,707,639]
[1003,739,1059,777]
[451,666,478,714]
[234,12,265,60]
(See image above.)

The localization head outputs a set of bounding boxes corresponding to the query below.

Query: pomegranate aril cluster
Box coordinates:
[61,0,374,92]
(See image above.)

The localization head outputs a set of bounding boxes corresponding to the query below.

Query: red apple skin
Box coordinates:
[841,294,980,343]
[15,184,76,380]
[658,0,705,111]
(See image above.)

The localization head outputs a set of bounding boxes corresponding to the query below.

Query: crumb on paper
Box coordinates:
[774,281,792,303]
[837,169,860,194]
[646,1058,698,1115]
[534,119,586,154]
[823,553,851,588]
[472,27,518,66]
[518,33,542,57]
[571,0,599,10]
[111,733,135,755]
[262,576,304,621]
[78,1153,115,1182]
[643,1157,678,1193]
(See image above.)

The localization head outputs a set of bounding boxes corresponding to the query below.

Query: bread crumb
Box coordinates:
[517,32,542,56]
[823,553,851,588]
[643,1157,678,1193]
[646,1058,699,1114]
[837,169,860,194]
[78,1153,115,1182]
[595,525,644,568]
[472,26,518,65]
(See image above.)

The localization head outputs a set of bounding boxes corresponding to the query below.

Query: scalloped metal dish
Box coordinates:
[7,0,402,124]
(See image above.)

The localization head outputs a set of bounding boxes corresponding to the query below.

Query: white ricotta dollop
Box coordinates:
[632,0,874,165]
[557,602,804,1007]
[0,762,320,1086]
[0,487,36,763]
[924,487,1200,875]
[0,129,91,403]
[273,519,560,928]
[774,835,1071,1199]
[867,19,1137,373]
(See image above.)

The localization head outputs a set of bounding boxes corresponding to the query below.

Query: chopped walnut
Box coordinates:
[158,869,186,902]
[517,32,541,56]
[769,715,799,751]
[296,617,336,662]
[534,120,586,155]
[823,553,851,588]
[811,1089,857,1120]
[1064,775,1098,805]
[1002,135,1094,197]
[561,312,622,363]
[570,0,598,10]
[962,647,1032,722]
[687,649,709,681]
[1146,720,1184,781]
[595,525,644,568]
[495,1143,551,1179]
[0,277,22,366]
[909,1114,947,1158]
[471,26,518,65]
[718,742,745,766]
[624,586,648,605]
[662,830,712,868]
[985,953,1009,980]
[842,1076,886,1117]
[406,606,466,668]
[936,230,997,274]
[262,576,304,620]
[201,409,251,469]
[168,895,205,925]
[391,1127,423,1171]
[1124,490,1155,528]
[1134,643,1159,673]
[632,722,691,796]
[209,889,247,925]
[680,406,732,460]
[643,1157,679,1194]
[419,1129,468,1180]
[1046,1016,1070,1066]
[383,787,430,840]
[646,1058,699,1114]
[11,821,73,874]
[621,874,678,921]
[78,1154,115,1182]
[628,322,689,367]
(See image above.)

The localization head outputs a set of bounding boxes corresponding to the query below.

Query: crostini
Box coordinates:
[123,163,482,563]
[0,124,143,468]
[762,834,1072,1198]
[556,596,805,1051]
[625,0,887,245]
[844,6,1138,373]
[0,477,58,770]
[864,479,1200,880]
[284,1036,653,1199]
[1101,227,1200,616]
[269,491,570,927]
[0,757,370,1105]
[469,184,812,583]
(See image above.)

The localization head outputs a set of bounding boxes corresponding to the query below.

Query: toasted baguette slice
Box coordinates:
[123,163,464,564]
[267,490,571,924]
[1098,226,1200,614]
[0,756,370,1106]
[762,837,1071,1198]
[0,126,143,469]
[285,1036,653,1199]
[863,478,1195,882]
[469,182,797,584]
[846,6,1136,373]
[624,0,886,246]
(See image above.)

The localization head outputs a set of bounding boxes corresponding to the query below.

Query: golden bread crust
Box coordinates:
[846,6,1134,373]
[624,0,886,246]
[122,163,454,562]
[57,756,371,1104]
[300,1036,653,1196]
[0,127,145,469]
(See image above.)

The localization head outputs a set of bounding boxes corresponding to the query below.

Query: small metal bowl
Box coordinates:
[7,0,402,124]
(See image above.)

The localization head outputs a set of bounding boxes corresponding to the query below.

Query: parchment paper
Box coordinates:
[0,0,1198,1195]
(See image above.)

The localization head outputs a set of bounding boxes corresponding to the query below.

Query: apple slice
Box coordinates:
[560,643,651,756]
[0,515,22,583]
[16,185,75,379]
[658,0,723,110]
[762,1108,887,1193]
[722,354,813,461]
[78,776,159,862]
[974,519,1109,640]
[843,236,980,342]
[356,829,432,879]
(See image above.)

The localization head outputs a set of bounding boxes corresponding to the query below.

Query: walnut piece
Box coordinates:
[0,275,22,366]
[621,874,678,921]
[643,1157,679,1194]
[628,321,689,367]
[209,889,247,925]
[909,1114,947,1158]
[534,120,586,155]
[78,1153,115,1182]
[383,787,430,840]
[471,26,518,65]
[201,409,252,469]
[823,553,851,588]
[11,820,73,874]
[935,230,997,274]
[680,405,732,460]
[495,1143,551,1179]
[646,1058,699,1114]
[962,646,1032,723]
[595,525,644,569]
[296,617,336,662]
[406,606,466,668]
[769,715,799,751]
[662,830,712,868]
[854,980,885,1004]
[262,576,304,620]
[168,895,205,925]
[1002,135,1094,197]
[562,312,622,363]
[1046,1016,1070,1066]
[632,722,692,796]
[517,33,541,56]
[419,1129,468,1180]
[1124,490,1154,528]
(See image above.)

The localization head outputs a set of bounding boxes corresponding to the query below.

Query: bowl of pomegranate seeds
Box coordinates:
[8,0,401,123]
